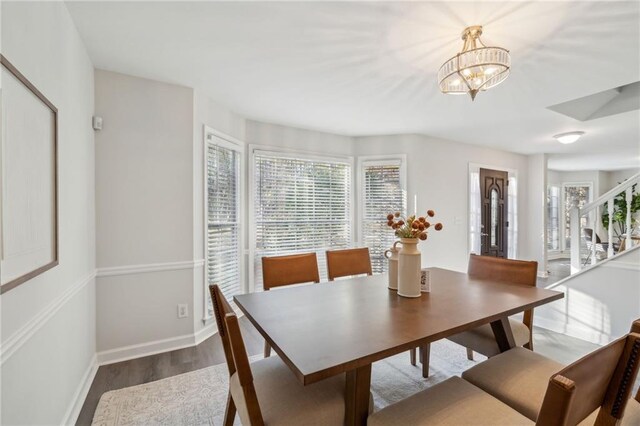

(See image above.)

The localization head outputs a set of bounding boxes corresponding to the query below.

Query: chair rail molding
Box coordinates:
[96,259,205,277]
[0,270,97,364]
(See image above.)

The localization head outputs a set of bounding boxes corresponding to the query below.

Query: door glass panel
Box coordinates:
[491,188,498,246]
[563,185,591,250]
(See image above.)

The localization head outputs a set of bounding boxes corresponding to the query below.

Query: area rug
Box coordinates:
[92,340,484,425]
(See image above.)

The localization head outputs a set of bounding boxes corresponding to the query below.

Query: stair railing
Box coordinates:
[570,172,639,272]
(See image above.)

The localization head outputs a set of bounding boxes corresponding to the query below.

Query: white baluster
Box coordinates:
[626,187,633,249]
[607,198,614,258]
[591,206,597,265]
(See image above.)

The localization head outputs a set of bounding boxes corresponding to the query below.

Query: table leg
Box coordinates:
[345,364,372,426]
[490,316,516,353]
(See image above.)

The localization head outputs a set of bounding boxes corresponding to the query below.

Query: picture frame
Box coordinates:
[0,54,59,293]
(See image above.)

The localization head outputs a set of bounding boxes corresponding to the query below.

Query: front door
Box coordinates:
[480,168,508,257]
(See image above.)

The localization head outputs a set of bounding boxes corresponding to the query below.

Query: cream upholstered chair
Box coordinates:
[326,247,372,281]
[461,321,640,425]
[210,285,371,426]
[369,331,640,426]
[261,253,320,357]
[417,254,537,378]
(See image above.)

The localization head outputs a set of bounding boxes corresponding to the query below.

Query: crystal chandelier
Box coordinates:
[438,26,510,101]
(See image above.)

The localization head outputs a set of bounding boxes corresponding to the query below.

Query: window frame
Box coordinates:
[560,181,593,253]
[547,185,561,253]
[203,126,245,319]
[357,155,407,273]
[248,144,355,292]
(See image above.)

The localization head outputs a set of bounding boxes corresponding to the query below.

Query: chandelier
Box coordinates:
[438,26,510,101]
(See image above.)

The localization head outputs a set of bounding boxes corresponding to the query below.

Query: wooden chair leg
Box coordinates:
[224,391,236,426]
[264,341,271,358]
[466,347,474,360]
[410,348,417,366]
[419,344,430,378]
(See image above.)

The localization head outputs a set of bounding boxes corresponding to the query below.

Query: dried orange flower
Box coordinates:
[387,214,394,221]
[394,212,401,218]
[435,223,443,231]
[427,210,435,217]
[418,216,426,223]
[419,233,427,240]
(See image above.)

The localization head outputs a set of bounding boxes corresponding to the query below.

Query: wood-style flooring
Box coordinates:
[76,317,263,425]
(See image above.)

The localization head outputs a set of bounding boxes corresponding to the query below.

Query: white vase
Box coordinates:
[384,241,402,290]
[397,238,422,298]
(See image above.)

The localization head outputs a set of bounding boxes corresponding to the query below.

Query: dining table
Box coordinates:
[234,267,564,426]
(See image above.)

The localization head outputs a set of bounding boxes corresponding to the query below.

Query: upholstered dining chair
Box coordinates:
[210,284,371,426]
[368,330,640,426]
[261,252,320,357]
[417,254,538,378]
[326,247,373,281]
[461,326,640,425]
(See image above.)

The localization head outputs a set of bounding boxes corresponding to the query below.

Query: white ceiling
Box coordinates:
[66,1,640,171]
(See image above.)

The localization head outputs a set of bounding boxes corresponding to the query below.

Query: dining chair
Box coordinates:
[461,322,640,425]
[261,252,320,357]
[583,228,618,265]
[417,254,537,378]
[326,247,373,281]
[210,284,369,426]
[369,331,640,426]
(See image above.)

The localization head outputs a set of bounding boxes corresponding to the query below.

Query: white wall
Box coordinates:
[536,247,640,345]
[353,134,532,273]
[1,2,96,424]
[94,70,197,359]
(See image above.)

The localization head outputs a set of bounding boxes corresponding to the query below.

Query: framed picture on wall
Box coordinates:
[1,55,59,293]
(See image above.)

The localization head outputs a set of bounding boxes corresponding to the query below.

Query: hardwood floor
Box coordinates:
[76,317,264,425]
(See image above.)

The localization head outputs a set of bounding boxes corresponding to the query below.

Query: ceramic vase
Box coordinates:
[397,238,422,298]
[384,241,402,290]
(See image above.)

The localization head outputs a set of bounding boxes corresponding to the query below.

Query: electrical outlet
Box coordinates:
[177,304,188,318]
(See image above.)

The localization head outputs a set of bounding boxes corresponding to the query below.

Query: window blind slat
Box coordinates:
[362,162,405,274]
[207,144,241,309]
[254,152,352,290]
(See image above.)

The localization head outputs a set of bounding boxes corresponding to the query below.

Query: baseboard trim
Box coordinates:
[195,322,217,346]
[97,333,198,365]
[96,259,205,278]
[62,354,98,426]
[1,270,96,364]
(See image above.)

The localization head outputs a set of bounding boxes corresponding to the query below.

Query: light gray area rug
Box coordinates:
[92,339,483,426]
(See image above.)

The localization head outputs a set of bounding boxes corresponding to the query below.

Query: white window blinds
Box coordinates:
[253,151,352,290]
[206,139,241,307]
[361,160,405,273]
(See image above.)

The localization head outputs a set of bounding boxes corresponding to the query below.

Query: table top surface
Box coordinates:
[234,267,564,384]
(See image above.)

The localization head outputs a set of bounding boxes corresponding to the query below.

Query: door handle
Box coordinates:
[481,233,489,237]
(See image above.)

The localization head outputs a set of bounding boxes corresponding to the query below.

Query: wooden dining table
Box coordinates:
[234,267,564,426]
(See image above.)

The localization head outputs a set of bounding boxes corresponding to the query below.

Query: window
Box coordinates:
[547,185,560,251]
[206,132,242,310]
[252,149,352,290]
[361,159,406,273]
[562,184,592,250]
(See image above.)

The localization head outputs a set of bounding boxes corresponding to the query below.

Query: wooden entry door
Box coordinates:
[480,168,508,257]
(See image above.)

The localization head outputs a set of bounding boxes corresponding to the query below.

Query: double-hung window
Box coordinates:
[547,185,560,251]
[360,158,406,273]
[206,131,242,310]
[252,149,352,290]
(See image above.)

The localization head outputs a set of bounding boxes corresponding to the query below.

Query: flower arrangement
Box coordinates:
[386,210,443,241]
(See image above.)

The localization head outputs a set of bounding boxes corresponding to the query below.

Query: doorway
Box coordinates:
[480,168,509,257]
[469,165,517,259]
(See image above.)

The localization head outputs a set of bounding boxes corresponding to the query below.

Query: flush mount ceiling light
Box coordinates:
[554,131,585,144]
[438,26,510,101]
